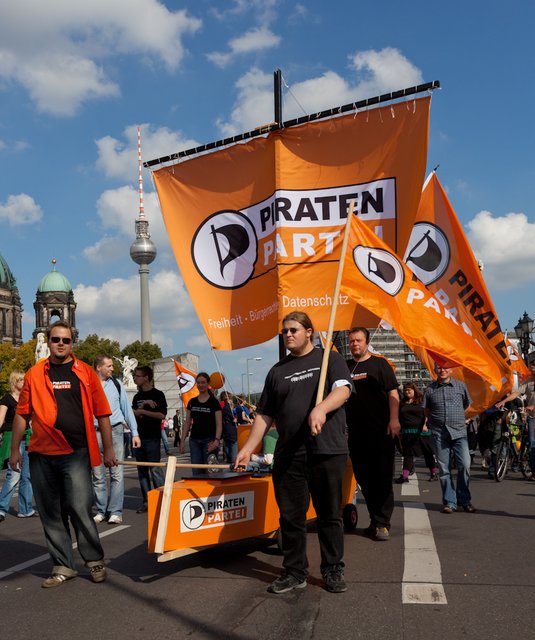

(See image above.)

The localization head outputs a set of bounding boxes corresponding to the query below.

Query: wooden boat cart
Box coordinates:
[125,457,358,563]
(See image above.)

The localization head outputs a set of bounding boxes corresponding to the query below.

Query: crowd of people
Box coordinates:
[1,316,535,595]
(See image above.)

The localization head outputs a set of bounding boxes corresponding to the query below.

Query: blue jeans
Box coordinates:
[134,438,164,504]
[29,449,104,573]
[527,416,535,471]
[189,438,217,476]
[433,428,471,508]
[223,440,238,465]
[92,424,125,517]
[0,442,34,516]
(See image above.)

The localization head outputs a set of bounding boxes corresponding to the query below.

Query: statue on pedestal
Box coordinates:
[115,355,138,389]
[35,332,50,362]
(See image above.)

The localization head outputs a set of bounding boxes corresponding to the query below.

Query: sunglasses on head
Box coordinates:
[50,336,72,344]
[282,327,301,335]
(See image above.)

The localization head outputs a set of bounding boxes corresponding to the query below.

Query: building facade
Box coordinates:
[0,253,23,346]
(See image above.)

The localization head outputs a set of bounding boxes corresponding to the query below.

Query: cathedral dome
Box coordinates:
[0,253,18,292]
[37,259,72,293]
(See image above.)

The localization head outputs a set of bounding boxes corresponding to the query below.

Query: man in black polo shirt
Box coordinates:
[423,364,474,513]
[132,365,167,513]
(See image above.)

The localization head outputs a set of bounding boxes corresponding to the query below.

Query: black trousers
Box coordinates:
[349,434,395,529]
[272,453,347,582]
[401,433,438,473]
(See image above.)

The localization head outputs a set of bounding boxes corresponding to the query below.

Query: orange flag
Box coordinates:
[401,172,530,412]
[340,214,503,389]
[153,97,431,349]
[173,361,199,408]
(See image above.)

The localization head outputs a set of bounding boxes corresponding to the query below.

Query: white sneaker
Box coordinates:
[93,513,106,523]
[107,515,123,524]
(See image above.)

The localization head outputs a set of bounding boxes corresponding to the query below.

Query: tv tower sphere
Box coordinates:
[130,232,157,265]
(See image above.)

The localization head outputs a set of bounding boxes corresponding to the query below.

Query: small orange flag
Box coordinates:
[173,361,199,408]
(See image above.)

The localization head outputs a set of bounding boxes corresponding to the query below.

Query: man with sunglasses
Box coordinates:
[235,311,352,594]
[9,320,117,588]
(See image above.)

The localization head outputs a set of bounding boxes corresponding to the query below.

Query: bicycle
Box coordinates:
[517,418,532,479]
[494,410,527,482]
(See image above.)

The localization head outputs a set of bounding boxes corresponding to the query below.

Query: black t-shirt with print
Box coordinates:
[132,387,168,440]
[187,395,222,440]
[345,355,398,440]
[257,347,351,458]
[47,361,86,449]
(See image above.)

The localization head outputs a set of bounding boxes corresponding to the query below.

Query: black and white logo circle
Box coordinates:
[181,499,206,531]
[403,222,450,285]
[353,245,404,296]
[191,210,258,289]
[176,370,196,394]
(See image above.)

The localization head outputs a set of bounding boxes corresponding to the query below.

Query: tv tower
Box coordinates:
[130,126,156,343]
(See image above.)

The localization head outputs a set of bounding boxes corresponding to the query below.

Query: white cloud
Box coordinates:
[207,26,281,68]
[82,236,129,264]
[0,193,43,225]
[0,1,201,116]
[348,48,422,96]
[211,0,280,24]
[95,124,199,181]
[217,48,423,136]
[467,210,535,289]
[94,186,168,247]
[74,269,196,351]
[0,139,5,151]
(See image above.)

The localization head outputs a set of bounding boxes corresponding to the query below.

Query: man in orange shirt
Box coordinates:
[10,321,117,588]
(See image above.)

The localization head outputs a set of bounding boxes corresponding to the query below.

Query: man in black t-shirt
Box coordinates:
[132,366,167,513]
[345,327,400,542]
[235,311,352,595]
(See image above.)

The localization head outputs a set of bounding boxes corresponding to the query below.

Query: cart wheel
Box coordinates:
[343,504,358,531]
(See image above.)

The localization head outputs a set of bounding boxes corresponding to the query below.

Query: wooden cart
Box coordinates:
[144,457,357,563]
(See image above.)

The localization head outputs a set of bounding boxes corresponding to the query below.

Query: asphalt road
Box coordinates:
[1,449,534,640]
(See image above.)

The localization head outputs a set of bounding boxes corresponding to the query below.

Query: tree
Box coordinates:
[121,341,162,367]
[0,340,37,396]
[73,334,122,372]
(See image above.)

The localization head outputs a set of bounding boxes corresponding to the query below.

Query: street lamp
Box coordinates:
[241,372,252,396]
[514,311,534,364]
[246,357,262,405]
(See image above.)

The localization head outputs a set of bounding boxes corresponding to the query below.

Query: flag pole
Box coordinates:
[315,200,355,406]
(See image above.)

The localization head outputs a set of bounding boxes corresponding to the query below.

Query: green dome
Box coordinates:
[38,259,72,293]
[0,253,18,292]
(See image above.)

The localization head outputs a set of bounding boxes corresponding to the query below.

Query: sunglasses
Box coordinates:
[282,327,301,335]
[50,336,72,344]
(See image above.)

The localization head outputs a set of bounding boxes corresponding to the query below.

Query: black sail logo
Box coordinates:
[403,222,450,285]
[181,499,206,530]
[192,210,258,289]
[211,223,250,277]
[177,371,196,394]
[353,245,404,296]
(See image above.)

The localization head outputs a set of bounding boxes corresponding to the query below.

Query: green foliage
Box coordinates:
[0,340,37,396]
[0,334,163,395]
[73,334,122,372]
[121,341,162,367]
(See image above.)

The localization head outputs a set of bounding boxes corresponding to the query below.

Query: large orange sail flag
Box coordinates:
[173,361,199,408]
[153,97,431,350]
[401,172,530,412]
[340,214,503,389]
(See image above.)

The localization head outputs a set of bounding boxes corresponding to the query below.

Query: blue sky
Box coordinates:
[1,0,534,394]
